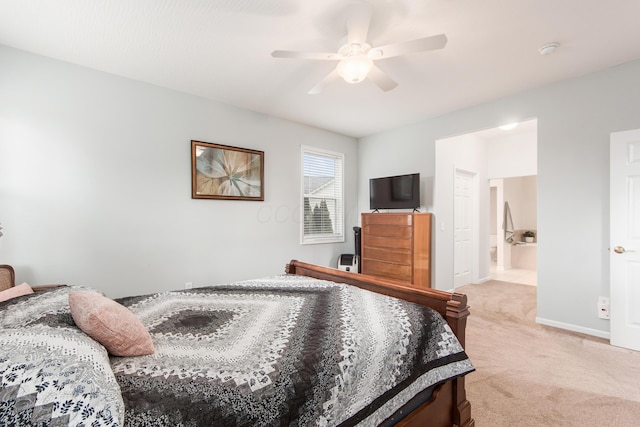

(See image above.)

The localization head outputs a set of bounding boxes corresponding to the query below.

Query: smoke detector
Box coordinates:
[539,42,559,55]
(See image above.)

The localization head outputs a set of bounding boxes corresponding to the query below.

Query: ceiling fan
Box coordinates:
[271,1,447,94]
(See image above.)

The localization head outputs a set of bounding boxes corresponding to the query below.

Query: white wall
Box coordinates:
[490,187,497,236]
[491,179,511,270]
[0,45,358,298]
[487,129,537,179]
[359,58,640,337]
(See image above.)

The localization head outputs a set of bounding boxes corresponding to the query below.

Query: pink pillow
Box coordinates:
[0,282,34,302]
[68,291,154,356]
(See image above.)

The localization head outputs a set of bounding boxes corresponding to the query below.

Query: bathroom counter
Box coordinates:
[512,243,537,269]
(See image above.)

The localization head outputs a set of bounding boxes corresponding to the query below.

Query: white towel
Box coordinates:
[503,202,514,243]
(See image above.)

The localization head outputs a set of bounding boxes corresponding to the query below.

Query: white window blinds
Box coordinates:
[301,146,344,244]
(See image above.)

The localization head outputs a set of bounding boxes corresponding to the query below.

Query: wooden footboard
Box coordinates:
[285,260,474,427]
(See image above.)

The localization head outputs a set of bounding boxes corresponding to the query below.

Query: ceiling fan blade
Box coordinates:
[346,1,372,45]
[368,65,398,92]
[271,50,341,60]
[370,34,447,59]
[308,68,340,95]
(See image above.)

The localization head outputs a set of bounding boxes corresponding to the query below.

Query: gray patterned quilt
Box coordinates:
[113,275,474,426]
[0,275,473,427]
[0,286,124,426]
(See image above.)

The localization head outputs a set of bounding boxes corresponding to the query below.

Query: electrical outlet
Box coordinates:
[598,296,610,319]
[185,282,193,289]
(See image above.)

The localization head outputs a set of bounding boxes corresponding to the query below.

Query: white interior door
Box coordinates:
[610,129,640,351]
[454,169,474,287]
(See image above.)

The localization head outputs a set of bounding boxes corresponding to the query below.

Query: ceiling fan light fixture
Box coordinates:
[272,2,447,93]
[336,55,373,84]
[368,48,383,59]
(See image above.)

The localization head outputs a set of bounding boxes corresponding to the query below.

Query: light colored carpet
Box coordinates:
[459,280,640,427]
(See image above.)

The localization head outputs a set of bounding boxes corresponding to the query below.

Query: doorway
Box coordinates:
[434,118,538,290]
[490,176,538,286]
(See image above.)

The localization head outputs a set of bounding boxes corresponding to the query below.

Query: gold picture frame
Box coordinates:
[191,140,264,201]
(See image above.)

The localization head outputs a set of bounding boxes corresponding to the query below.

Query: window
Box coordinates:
[301,146,344,244]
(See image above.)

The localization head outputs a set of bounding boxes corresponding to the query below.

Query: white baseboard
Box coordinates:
[535,317,610,340]
[451,277,491,292]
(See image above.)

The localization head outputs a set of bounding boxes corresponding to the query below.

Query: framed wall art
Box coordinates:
[191,140,264,201]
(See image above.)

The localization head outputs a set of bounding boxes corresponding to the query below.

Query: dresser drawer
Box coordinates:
[362,214,412,227]
[363,224,412,239]
[362,260,412,283]
[362,247,411,265]
[363,235,411,250]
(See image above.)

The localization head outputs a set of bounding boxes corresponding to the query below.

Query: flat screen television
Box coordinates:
[369,173,420,210]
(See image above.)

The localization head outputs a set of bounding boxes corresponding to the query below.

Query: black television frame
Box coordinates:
[369,173,420,210]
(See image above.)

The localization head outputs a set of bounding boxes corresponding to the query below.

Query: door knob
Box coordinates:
[613,245,627,254]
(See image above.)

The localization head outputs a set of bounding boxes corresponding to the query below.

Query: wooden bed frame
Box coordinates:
[286,260,474,427]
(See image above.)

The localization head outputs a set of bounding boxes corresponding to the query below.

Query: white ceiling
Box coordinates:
[1,0,640,138]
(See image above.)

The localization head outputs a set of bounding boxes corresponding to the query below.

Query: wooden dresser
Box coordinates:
[361,212,432,289]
